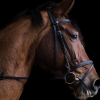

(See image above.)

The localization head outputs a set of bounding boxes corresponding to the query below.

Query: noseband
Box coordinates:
[46,8,94,84]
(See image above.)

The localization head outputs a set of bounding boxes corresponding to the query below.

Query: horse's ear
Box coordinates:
[53,0,75,15]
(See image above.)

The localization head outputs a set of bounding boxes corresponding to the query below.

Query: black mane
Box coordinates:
[0,1,57,30]
[0,1,84,46]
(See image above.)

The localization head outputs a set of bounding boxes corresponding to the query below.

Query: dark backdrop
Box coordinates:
[0,0,99,100]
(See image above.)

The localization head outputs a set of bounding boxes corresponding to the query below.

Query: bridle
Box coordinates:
[0,8,93,85]
[46,8,94,84]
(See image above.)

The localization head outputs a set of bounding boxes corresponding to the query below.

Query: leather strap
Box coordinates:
[81,64,94,81]
[46,8,58,73]
[0,72,28,80]
[56,19,71,24]
[75,64,94,88]
[71,60,93,72]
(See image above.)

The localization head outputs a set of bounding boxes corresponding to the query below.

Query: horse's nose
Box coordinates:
[93,78,100,90]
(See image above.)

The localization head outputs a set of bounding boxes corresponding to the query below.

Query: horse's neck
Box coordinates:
[0,11,51,100]
[0,17,35,75]
[0,17,36,100]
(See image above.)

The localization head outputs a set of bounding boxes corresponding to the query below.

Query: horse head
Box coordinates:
[36,0,100,99]
[0,0,99,100]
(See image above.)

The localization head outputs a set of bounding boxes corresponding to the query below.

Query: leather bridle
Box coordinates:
[0,8,93,85]
[46,8,94,84]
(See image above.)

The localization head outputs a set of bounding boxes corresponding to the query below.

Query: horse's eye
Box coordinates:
[70,35,78,41]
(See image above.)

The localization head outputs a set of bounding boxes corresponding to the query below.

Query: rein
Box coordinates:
[0,72,28,80]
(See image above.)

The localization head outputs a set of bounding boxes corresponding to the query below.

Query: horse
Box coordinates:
[0,0,100,100]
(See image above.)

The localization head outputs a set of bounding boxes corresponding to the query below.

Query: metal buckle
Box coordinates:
[65,72,79,84]
[0,72,5,80]
[57,31,62,36]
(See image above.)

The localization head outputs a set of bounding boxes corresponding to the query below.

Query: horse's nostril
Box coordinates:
[93,79,100,90]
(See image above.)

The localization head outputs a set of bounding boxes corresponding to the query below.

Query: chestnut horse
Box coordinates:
[0,0,100,100]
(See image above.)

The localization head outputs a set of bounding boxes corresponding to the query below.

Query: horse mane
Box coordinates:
[0,1,57,30]
[0,1,85,47]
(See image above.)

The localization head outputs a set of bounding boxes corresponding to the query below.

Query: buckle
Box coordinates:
[0,72,5,80]
[57,31,62,36]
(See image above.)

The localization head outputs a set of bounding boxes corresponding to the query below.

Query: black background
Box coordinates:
[0,0,100,100]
